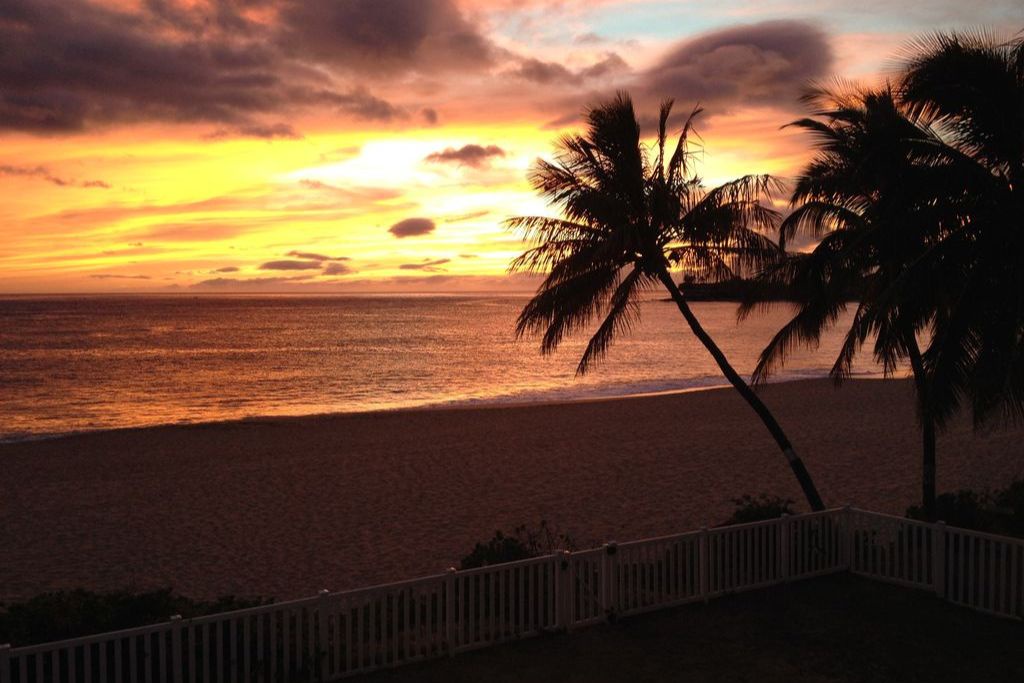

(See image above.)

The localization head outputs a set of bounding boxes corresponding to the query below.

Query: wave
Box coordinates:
[427,367,888,411]
[1,371,892,445]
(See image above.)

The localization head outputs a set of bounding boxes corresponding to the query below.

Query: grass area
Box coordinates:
[364,574,1023,683]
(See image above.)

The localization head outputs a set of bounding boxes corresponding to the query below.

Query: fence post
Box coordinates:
[698,527,709,602]
[843,505,854,571]
[603,542,618,621]
[555,550,572,630]
[1,643,11,683]
[779,514,791,582]
[169,615,183,683]
[445,567,457,656]
[316,589,330,681]
[933,521,946,598]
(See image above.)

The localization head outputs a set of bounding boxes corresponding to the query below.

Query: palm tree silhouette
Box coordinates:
[748,31,1023,521]
[508,93,826,511]
[898,32,1024,430]
[744,85,951,520]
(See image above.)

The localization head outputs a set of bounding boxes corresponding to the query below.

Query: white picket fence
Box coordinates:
[2,507,1022,682]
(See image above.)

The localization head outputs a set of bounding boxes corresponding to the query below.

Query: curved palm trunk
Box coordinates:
[656,268,826,511]
[906,334,937,521]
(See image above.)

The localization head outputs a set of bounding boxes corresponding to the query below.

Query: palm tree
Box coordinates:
[508,93,826,511]
[897,32,1024,430]
[743,85,953,520]
[749,31,1023,521]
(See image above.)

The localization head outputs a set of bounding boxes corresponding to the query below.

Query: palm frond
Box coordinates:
[515,262,624,354]
[505,216,606,246]
[666,105,703,184]
[577,267,653,375]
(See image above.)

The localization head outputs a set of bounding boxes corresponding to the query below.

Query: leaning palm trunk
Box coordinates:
[656,267,825,510]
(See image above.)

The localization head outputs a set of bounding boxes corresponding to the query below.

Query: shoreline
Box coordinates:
[2,379,739,445]
[2,378,1021,602]
[0,374,889,445]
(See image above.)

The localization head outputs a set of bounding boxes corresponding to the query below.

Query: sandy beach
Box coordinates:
[2,378,1022,602]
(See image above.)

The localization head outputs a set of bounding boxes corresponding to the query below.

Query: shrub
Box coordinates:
[994,480,1024,537]
[722,494,795,525]
[906,490,996,531]
[905,479,1024,538]
[0,588,268,647]
[460,521,576,569]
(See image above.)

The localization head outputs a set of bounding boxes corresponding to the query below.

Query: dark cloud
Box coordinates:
[285,250,348,261]
[204,123,302,140]
[514,58,575,85]
[388,217,436,238]
[323,262,355,276]
[421,107,439,125]
[192,276,312,289]
[0,0,281,132]
[579,53,629,80]
[89,273,151,280]
[259,260,323,271]
[512,53,629,85]
[213,266,239,273]
[142,0,255,34]
[637,20,833,110]
[311,87,404,121]
[425,144,505,168]
[0,164,108,188]
[399,258,451,271]
[0,0,404,134]
[275,0,495,75]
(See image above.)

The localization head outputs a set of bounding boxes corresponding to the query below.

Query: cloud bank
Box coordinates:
[638,20,834,110]
[0,0,440,134]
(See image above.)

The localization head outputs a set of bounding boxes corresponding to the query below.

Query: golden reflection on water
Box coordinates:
[0,295,884,440]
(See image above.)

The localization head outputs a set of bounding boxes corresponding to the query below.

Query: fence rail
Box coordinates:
[3,507,1022,682]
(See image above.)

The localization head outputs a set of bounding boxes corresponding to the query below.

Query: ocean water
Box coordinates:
[0,295,882,441]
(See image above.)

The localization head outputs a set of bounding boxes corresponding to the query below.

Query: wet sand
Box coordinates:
[2,379,1022,601]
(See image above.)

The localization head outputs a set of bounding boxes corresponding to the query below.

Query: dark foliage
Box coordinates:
[460,522,577,569]
[906,478,1024,538]
[722,494,796,525]
[0,588,268,647]
[746,32,1024,520]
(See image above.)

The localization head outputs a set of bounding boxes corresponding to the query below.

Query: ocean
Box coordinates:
[0,294,880,441]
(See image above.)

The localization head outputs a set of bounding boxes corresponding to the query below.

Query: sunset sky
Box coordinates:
[1,0,1019,293]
